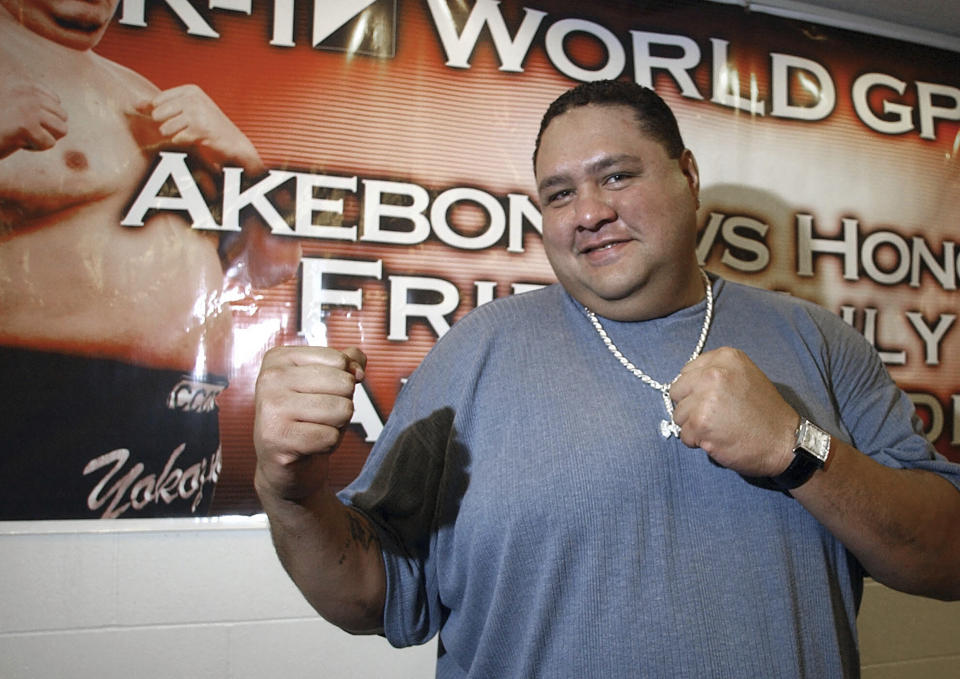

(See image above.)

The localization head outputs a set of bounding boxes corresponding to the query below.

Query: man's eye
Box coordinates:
[548,189,572,204]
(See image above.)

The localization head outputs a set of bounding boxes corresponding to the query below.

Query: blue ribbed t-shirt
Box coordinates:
[341,275,960,678]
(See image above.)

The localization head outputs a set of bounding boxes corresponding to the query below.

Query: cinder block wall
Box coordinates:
[860,579,960,677]
[0,519,436,679]
[0,518,957,678]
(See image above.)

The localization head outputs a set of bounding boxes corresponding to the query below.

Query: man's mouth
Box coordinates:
[580,239,628,255]
[54,15,103,34]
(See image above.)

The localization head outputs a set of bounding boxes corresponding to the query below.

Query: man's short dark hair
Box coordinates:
[533,79,686,169]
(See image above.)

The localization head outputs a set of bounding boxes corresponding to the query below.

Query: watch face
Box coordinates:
[798,420,831,464]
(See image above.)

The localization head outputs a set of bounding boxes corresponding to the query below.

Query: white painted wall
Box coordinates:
[1,517,957,678]
[0,517,436,679]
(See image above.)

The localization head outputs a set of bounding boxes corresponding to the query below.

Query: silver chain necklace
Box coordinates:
[584,269,713,439]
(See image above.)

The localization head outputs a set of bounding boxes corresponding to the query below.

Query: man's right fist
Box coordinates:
[253,345,366,501]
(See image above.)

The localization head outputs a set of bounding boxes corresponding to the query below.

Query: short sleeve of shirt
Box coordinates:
[337,301,494,648]
[806,300,960,492]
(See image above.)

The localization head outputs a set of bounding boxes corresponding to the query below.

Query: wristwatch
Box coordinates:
[770,418,831,491]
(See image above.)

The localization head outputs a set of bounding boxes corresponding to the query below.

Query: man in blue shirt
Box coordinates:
[252,80,960,677]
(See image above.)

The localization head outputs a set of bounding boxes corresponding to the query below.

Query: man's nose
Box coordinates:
[575,188,617,231]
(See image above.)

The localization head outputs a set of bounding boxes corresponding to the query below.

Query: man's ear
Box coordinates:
[679,148,700,201]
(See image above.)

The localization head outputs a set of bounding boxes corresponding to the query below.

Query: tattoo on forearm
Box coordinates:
[339,511,377,565]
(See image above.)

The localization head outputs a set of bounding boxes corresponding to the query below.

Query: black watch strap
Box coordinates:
[769,452,820,491]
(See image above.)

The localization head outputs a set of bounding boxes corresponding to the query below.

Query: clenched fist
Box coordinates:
[136,83,264,175]
[254,345,366,502]
[670,346,799,478]
[0,79,67,158]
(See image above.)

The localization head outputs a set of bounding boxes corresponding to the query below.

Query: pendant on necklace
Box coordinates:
[659,419,681,439]
[585,268,712,444]
[658,387,681,439]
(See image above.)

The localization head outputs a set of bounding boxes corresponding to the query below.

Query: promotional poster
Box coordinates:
[1,0,958,519]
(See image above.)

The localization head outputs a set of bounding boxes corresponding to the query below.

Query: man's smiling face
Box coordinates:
[535,103,703,321]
